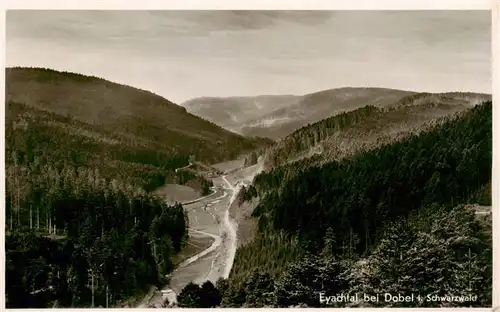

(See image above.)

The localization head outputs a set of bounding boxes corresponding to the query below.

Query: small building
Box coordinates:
[13,118,28,131]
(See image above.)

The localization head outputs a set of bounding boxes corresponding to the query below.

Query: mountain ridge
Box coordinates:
[6,67,270,163]
[182,87,418,140]
[247,91,491,170]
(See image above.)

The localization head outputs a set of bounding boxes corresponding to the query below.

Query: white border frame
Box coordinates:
[0,1,497,312]
[2,0,495,10]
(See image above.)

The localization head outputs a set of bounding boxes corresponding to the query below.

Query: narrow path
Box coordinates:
[177,228,222,269]
[137,160,262,308]
[174,162,193,173]
[181,187,217,205]
[140,182,232,307]
[221,175,239,278]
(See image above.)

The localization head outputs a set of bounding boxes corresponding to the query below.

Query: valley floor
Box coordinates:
[138,158,264,308]
[152,184,201,206]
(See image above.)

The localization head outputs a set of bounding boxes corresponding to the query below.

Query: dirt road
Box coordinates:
[139,158,263,308]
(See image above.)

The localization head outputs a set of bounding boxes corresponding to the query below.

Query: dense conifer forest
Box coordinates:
[5,110,191,307]
[256,101,491,252]
[4,106,215,307]
[176,101,492,308]
[4,68,270,308]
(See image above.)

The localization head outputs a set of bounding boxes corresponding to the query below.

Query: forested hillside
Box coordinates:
[262,92,490,170]
[212,101,492,308]
[5,153,188,308]
[241,87,415,140]
[5,102,192,308]
[6,67,270,163]
[182,95,301,134]
[4,67,269,308]
[184,87,415,140]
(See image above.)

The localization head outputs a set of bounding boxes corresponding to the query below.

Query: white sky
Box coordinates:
[6,10,491,104]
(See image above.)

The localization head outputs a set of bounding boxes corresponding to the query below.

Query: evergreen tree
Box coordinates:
[241,270,275,307]
[177,283,201,307]
[200,281,222,307]
[321,227,336,258]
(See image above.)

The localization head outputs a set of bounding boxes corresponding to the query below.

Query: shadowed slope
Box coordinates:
[6,67,270,163]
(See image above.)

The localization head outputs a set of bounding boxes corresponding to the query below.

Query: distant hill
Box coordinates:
[6,67,270,164]
[183,87,416,140]
[182,95,301,134]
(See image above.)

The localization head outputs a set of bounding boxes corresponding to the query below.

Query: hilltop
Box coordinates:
[6,67,270,164]
[182,95,300,134]
[183,87,416,140]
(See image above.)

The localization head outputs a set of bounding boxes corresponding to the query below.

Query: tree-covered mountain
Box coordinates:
[259,91,491,169]
[6,67,270,163]
[182,95,301,134]
[215,100,492,308]
[6,67,272,196]
[184,87,417,140]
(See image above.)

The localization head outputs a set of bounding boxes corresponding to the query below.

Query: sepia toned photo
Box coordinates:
[4,10,492,308]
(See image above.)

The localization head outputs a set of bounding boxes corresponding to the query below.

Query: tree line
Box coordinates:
[5,153,188,308]
[5,101,195,308]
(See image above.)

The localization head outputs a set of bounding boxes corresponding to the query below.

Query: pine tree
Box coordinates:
[354,220,416,305]
[274,255,321,307]
[177,282,203,308]
[200,281,222,307]
[241,270,274,307]
[321,227,336,258]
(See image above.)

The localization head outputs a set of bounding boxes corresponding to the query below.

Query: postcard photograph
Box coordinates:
[4,10,493,308]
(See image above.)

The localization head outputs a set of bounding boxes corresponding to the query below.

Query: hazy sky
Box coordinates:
[6,10,491,104]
